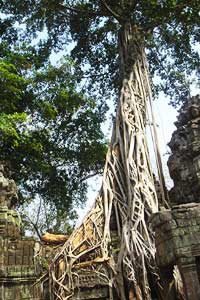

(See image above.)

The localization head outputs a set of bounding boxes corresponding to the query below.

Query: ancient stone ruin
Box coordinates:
[0,164,40,300]
[168,95,200,204]
[152,203,200,300]
[1,94,200,300]
[39,95,200,300]
[151,95,200,300]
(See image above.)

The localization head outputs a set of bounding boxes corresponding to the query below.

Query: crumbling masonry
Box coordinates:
[152,95,200,300]
[1,95,200,300]
[0,165,39,300]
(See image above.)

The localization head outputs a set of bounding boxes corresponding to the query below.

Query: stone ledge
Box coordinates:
[0,265,37,278]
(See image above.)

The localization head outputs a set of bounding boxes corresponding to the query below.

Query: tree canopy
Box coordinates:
[1,1,200,298]
[1,0,200,233]
[1,0,199,107]
[0,41,107,234]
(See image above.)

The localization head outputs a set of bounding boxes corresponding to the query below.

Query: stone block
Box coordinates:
[16,255,23,265]
[0,166,41,299]
[3,254,8,265]
[8,255,15,265]
[16,240,23,250]
[73,287,109,299]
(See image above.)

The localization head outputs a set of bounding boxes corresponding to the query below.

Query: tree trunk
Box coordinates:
[111,22,159,299]
[49,22,159,300]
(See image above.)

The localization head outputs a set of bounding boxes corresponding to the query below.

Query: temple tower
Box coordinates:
[152,95,200,300]
[0,164,40,300]
[168,95,200,204]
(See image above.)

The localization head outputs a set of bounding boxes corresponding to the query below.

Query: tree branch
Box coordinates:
[35,196,42,227]
[25,214,42,240]
[79,171,102,183]
[101,0,125,22]
[58,3,103,17]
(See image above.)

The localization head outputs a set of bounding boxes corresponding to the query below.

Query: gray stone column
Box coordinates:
[151,203,200,300]
[0,164,41,300]
[178,257,200,300]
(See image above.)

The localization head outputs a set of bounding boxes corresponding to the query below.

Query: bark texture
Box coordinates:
[49,23,159,300]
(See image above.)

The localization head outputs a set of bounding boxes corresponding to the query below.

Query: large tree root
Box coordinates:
[48,23,162,300]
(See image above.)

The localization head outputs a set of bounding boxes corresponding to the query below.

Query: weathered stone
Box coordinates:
[0,164,18,209]
[72,287,109,299]
[0,163,40,300]
[168,95,200,204]
[152,203,200,300]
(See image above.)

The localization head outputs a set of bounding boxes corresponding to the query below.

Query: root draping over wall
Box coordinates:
[48,23,160,300]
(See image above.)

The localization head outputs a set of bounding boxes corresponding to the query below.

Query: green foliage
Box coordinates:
[0,0,200,234]
[0,42,107,235]
[1,0,199,106]
[0,112,27,145]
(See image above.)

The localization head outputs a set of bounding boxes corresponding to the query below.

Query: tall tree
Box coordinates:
[1,1,200,299]
[0,43,107,235]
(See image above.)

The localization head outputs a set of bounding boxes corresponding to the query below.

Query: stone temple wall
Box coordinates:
[168,95,200,204]
[151,203,200,300]
[150,96,200,300]
[0,164,40,300]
